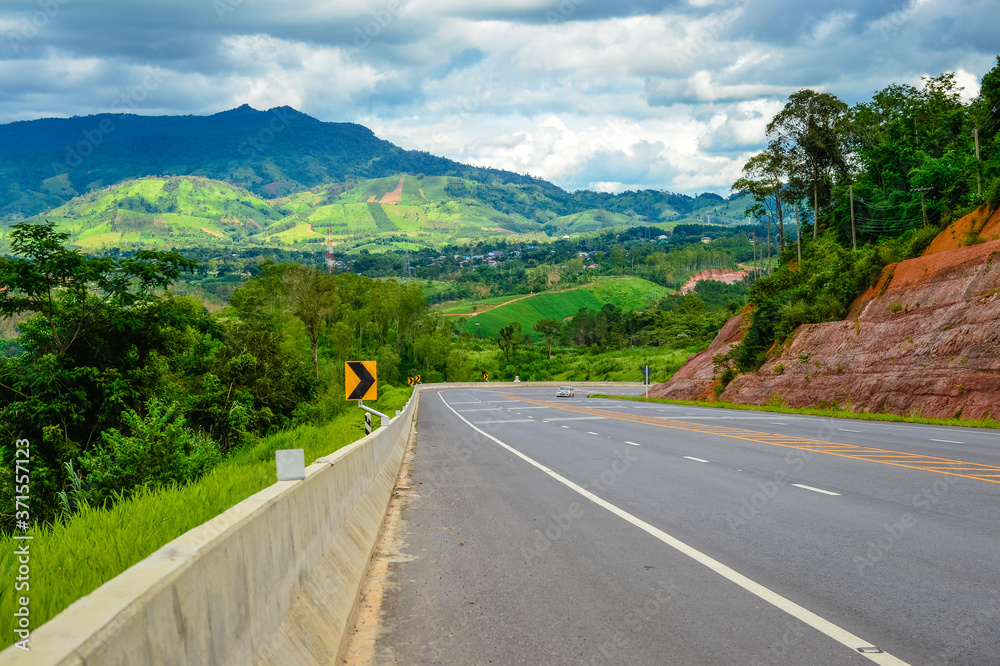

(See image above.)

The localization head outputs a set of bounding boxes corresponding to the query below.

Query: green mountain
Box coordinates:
[1,106,753,250]
[0,104,554,219]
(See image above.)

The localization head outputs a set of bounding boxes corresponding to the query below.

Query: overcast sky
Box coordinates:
[0,0,995,195]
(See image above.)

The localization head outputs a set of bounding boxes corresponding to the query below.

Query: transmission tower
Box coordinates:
[325,229,336,274]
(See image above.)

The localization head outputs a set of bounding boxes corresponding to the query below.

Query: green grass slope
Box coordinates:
[453,277,667,338]
[31,176,283,248]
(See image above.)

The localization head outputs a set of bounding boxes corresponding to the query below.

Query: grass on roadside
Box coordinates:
[0,386,411,649]
[588,394,1000,430]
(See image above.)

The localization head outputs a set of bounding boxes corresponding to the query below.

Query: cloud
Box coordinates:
[0,0,995,196]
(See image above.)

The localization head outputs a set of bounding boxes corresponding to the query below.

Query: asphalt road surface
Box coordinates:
[358,387,1000,665]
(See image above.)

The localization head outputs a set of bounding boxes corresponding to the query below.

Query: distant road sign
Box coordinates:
[642,365,652,385]
[346,361,377,401]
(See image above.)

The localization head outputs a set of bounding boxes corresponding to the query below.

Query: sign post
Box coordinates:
[346,360,387,433]
[642,365,652,398]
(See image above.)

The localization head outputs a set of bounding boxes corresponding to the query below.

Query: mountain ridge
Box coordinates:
[0,105,558,218]
[0,106,745,226]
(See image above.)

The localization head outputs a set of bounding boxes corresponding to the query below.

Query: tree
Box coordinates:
[767,90,851,239]
[533,318,562,359]
[0,220,198,356]
[734,140,788,267]
[280,264,339,378]
[0,221,203,525]
[497,322,521,364]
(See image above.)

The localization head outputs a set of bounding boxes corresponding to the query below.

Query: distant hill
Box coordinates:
[0,105,554,219]
[0,106,752,247]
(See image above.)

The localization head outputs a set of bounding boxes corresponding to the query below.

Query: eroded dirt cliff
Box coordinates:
[650,207,1000,419]
[678,268,750,294]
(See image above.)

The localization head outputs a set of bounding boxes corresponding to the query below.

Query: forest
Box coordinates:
[718,58,1000,380]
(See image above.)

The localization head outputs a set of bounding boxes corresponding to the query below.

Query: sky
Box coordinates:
[0,0,995,196]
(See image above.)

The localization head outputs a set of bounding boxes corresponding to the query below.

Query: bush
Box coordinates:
[78,400,222,507]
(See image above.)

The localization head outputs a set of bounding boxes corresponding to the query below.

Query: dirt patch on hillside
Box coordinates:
[650,312,748,402]
[379,177,405,205]
[200,227,223,238]
[679,269,750,295]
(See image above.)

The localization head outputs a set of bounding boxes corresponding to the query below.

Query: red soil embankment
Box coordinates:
[651,207,1000,419]
[679,269,749,295]
[652,312,748,402]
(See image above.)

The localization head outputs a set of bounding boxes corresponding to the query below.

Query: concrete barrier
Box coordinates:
[0,392,418,666]
[0,382,643,665]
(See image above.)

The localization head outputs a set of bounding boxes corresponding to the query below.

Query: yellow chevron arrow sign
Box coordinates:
[345,360,377,401]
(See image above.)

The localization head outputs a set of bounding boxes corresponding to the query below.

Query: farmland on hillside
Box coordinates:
[451,277,667,338]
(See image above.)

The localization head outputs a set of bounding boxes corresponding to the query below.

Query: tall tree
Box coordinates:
[280,264,339,378]
[767,90,850,239]
[734,140,790,270]
[533,318,561,359]
[497,322,521,364]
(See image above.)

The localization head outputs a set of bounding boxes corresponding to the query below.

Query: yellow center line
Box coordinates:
[918,467,1000,471]
[496,394,1000,485]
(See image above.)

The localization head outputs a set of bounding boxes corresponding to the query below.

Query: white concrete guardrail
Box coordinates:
[0,382,640,665]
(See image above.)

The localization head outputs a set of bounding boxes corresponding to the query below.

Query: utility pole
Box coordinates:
[974,127,982,198]
[795,204,801,264]
[849,184,856,251]
[766,216,771,275]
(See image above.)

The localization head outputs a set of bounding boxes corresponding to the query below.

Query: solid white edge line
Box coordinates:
[438,392,909,666]
[791,484,842,496]
[684,456,711,463]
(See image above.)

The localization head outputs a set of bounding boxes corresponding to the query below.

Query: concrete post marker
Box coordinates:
[276,449,306,481]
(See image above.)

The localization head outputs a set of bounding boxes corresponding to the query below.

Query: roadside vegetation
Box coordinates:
[713,58,1000,382]
[3,56,998,645]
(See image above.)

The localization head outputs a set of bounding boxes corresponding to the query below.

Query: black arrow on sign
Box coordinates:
[347,361,376,400]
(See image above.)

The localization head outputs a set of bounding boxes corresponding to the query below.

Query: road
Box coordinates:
[348,387,1000,665]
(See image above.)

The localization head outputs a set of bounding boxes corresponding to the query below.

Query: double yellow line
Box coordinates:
[499,395,1000,485]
